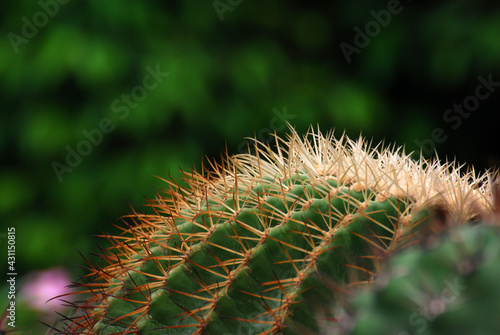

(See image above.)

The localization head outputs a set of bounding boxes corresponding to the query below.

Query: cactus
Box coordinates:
[57,126,497,334]
[336,223,500,335]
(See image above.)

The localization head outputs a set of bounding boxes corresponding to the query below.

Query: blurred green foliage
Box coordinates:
[1,0,499,332]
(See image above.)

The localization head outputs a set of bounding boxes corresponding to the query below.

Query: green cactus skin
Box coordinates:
[58,126,496,334]
[338,224,500,335]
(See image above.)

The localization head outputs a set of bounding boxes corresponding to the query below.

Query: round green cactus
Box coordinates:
[58,126,496,334]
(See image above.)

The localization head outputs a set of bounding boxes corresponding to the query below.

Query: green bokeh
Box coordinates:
[1,0,499,333]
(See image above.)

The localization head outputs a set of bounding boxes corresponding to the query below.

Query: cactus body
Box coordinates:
[343,224,500,335]
[60,127,496,334]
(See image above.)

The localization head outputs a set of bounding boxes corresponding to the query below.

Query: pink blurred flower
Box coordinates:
[19,267,73,313]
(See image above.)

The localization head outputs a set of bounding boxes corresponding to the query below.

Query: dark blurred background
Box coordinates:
[1,0,499,332]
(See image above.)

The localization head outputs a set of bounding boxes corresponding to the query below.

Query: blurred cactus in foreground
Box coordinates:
[54,125,498,334]
[335,223,500,335]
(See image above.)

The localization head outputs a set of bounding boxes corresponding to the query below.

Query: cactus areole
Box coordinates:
[59,126,496,334]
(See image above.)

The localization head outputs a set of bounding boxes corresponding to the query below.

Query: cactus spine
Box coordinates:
[58,126,496,334]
